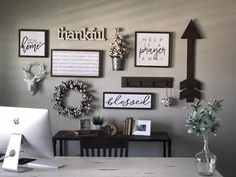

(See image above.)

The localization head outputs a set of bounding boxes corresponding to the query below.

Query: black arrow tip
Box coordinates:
[181,20,202,39]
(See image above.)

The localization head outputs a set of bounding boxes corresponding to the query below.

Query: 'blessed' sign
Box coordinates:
[103,92,153,109]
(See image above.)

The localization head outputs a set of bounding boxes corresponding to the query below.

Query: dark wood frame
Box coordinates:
[51,49,103,77]
[135,31,171,67]
[19,29,49,57]
[103,92,153,109]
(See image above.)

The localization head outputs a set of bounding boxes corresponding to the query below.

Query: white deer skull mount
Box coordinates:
[22,63,46,96]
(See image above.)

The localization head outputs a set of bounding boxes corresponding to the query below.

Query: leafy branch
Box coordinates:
[186,99,223,135]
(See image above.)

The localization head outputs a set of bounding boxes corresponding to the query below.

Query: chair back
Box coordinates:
[80,136,129,157]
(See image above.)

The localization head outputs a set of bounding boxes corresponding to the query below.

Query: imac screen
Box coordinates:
[0,106,54,159]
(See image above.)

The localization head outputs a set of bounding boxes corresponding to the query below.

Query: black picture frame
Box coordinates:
[135,31,171,67]
[19,29,49,57]
[51,49,103,77]
[103,92,153,109]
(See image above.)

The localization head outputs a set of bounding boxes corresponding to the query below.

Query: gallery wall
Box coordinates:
[0,0,236,176]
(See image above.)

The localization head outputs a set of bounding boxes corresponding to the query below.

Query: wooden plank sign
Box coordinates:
[121,77,173,88]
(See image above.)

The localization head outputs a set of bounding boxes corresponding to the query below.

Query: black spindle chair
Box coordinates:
[80,135,129,157]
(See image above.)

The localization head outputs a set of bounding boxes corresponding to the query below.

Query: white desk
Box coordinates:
[0,157,223,177]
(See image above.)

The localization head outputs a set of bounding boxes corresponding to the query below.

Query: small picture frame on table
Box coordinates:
[132,120,151,136]
[135,31,171,67]
[19,29,49,57]
[80,119,91,130]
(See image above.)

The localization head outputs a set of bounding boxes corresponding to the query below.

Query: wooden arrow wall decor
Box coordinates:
[180,20,202,102]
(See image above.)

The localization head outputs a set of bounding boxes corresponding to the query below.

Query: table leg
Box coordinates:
[52,139,57,156]
[163,142,166,157]
[60,140,63,156]
[168,140,171,157]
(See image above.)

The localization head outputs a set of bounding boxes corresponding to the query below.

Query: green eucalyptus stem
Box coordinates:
[186,98,223,135]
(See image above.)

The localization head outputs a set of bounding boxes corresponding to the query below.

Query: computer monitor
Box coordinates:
[0,106,54,172]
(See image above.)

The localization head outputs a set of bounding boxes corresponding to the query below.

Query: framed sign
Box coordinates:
[103,92,153,109]
[132,120,151,136]
[51,49,102,77]
[135,31,171,67]
[19,29,48,57]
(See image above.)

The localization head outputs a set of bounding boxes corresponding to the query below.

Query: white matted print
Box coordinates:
[19,29,48,57]
[135,32,171,67]
[132,120,151,136]
[51,50,101,77]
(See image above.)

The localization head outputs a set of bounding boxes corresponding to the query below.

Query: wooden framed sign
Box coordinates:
[103,92,153,109]
[51,49,102,77]
[135,31,171,67]
[19,29,49,57]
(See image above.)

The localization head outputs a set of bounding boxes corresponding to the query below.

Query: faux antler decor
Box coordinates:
[22,63,46,96]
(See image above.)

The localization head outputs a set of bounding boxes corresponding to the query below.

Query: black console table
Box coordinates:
[52,130,172,157]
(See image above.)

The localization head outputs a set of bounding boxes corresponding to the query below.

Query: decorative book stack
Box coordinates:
[123,117,133,135]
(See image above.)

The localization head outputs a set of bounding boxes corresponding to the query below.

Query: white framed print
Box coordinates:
[19,29,49,57]
[51,49,102,77]
[132,120,151,136]
[135,31,171,67]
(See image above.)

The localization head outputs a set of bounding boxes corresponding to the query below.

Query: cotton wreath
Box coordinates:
[51,80,93,118]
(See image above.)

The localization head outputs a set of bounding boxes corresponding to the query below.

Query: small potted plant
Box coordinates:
[92,116,104,130]
[109,28,127,70]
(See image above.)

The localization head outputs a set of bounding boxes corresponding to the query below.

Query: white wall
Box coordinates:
[0,0,236,176]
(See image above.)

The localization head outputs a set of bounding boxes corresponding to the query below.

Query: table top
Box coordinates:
[0,157,223,177]
[53,130,171,142]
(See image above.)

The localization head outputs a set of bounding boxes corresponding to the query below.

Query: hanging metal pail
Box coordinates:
[112,57,124,71]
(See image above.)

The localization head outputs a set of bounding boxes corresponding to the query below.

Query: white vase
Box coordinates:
[92,124,102,130]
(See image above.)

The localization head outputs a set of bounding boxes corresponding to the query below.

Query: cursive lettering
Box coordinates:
[106,94,151,108]
[20,36,45,53]
[139,46,166,60]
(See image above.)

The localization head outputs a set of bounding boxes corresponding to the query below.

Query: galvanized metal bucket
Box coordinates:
[112,57,124,70]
